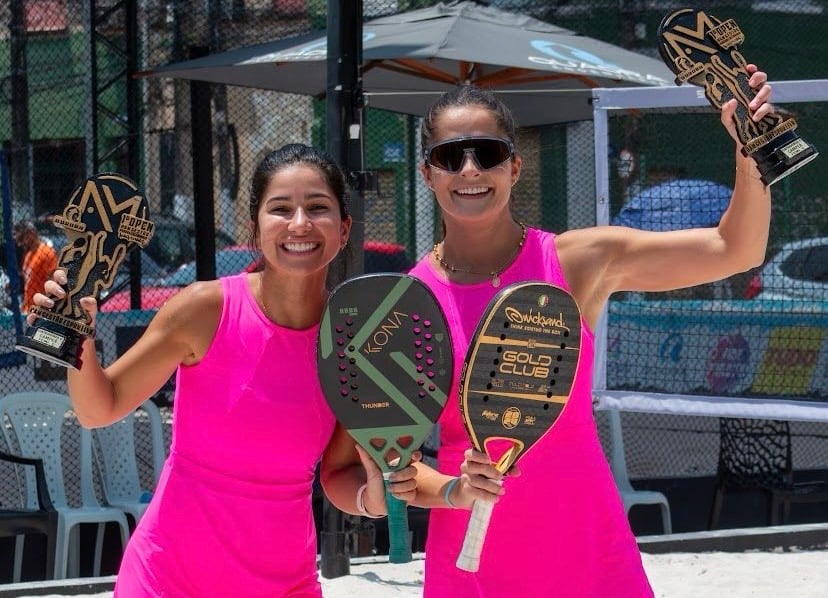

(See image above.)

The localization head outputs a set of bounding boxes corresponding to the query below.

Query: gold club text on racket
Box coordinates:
[500,350,552,378]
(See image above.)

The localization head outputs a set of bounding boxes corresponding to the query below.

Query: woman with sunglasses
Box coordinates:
[408,68,773,597]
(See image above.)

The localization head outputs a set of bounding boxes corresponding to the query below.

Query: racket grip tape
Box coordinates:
[384,476,412,564]
[456,499,494,572]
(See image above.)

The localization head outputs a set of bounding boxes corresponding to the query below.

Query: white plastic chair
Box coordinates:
[606,408,672,534]
[0,392,130,580]
[93,399,166,526]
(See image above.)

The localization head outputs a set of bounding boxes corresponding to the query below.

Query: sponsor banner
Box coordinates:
[606,299,828,402]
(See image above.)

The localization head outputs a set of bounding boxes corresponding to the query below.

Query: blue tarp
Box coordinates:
[612,179,733,231]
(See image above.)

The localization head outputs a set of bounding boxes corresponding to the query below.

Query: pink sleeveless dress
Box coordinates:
[409,228,653,598]
[115,274,336,597]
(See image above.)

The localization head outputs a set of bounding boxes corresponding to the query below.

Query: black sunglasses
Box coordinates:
[424,137,514,173]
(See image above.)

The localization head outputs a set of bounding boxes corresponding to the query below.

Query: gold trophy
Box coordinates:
[16,173,154,369]
[658,8,818,186]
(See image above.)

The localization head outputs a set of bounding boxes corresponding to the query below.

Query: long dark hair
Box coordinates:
[249,143,350,223]
[420,85,517,157]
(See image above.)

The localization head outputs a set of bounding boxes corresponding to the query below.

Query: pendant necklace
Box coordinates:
[432,222,527,288]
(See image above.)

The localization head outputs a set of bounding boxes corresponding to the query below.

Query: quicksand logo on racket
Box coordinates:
[503,307,569,334]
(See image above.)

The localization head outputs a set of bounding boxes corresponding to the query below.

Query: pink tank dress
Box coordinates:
[409,228,653,598]
[115,273,336,597]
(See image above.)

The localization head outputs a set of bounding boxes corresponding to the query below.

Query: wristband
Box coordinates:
[443,477,460,508]
[356,483,384,518]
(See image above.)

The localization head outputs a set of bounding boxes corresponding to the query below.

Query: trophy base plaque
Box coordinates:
[749,129,818,187]
[16,308,88,369]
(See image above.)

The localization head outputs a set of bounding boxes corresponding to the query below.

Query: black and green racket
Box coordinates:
[456,282,582,572]
[317,273,453,563]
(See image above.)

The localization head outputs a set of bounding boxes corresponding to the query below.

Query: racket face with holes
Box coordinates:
[459,282,582,468]
[317,273,453,473]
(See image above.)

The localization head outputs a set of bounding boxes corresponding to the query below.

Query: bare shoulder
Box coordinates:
[555,226,626,271]
[554,226,631,327]
[146,279,225,363]
[154,279,223,319]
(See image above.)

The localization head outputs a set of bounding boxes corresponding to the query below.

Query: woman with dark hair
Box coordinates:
[31,143,418,597]
[407,69,773,597]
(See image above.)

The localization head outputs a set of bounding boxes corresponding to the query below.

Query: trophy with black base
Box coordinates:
[658,8,818,186]
[16,173,154,369]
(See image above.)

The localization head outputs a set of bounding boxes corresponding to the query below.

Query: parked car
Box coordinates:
[36,213,239,304]
[143,215,237,272]
[745,237,828,300]
[363,240,410,273]
[100,241,411,312]
[100,246,257,312]
[99,251,170,301]
[36,214,237,273]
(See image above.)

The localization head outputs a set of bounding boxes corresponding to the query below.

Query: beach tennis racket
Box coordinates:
[456,282,582,572]
[318,273,453,563]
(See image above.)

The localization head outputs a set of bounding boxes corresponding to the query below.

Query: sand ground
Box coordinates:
[15,549,828,598]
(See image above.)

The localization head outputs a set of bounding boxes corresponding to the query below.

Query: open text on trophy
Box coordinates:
[16,173,154,369]
[657,8,818,186]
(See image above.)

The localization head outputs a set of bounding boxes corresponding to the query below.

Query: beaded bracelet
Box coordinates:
[443,477,460,508]
[356,483,385,518]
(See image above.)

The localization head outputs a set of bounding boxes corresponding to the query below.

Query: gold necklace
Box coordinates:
[432,222,527,288]
[257,273,330,323]
[257,273,275,322]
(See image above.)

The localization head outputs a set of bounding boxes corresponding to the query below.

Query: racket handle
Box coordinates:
[456,499,494,572]
[384,476,412,564]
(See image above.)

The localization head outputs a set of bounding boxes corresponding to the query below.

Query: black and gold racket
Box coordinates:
[456,282,582,572]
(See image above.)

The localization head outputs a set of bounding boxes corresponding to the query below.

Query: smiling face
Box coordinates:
[420,105,521,225]
[256,163,351,276]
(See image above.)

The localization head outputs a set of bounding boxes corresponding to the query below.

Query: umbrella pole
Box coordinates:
[321,0,364,580]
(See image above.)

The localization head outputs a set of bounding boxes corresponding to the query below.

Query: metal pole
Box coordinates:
[125,0,142,308]
[189,46,217,282]
[326,0,365,280]
[10,0,32,216]
[320,0,364,580]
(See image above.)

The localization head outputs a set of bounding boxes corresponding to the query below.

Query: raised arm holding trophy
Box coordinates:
[16,173,154,369]
[657,8,818,186]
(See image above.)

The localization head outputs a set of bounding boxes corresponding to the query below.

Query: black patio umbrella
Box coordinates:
[144,1,674,126]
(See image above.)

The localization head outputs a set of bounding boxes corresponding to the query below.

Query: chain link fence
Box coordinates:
[1,0,827,556]
[598,89,828,478]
